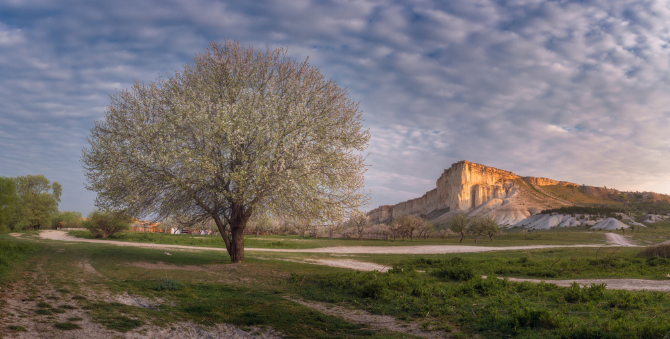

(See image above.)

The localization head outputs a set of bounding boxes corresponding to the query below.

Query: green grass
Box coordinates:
[294,264,670,338]
[539,185,624,205]
[3,237,417,338]
[154,278,185,291]
[0,235,38,281]
[8,225,670,338]
[7,325,26,332]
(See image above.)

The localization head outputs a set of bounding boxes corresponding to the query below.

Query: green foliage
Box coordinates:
[0,177,17,231]
[11,174,61,230]
[295,264,670,338]
[52,211,83,229]
[448,213,469,242]
[7,325,26,332]
[0,237,36,279]
[83,211,130,238]
[154,278,185,291]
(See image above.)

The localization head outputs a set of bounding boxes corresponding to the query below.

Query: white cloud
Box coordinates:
[3,0,670,213]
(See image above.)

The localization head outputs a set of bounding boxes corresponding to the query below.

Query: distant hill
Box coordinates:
[368,160,670,227]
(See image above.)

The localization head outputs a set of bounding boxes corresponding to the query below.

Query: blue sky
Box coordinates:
[3,0,670,215]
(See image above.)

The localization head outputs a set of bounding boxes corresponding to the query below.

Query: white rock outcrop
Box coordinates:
[590,218,629,230]
[513,214,583,230]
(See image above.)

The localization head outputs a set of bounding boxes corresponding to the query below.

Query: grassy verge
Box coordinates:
[293,264,670,338]
[0,234,39,283]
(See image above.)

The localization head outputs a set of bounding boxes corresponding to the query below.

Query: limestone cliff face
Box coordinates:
[436,161,519,211]
[370,161,521,223]
[368,160,577,225]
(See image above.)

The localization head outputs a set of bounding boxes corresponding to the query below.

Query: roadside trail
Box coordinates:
[605,232,637,247]
[503,277,670,292]
[33,230,606,254]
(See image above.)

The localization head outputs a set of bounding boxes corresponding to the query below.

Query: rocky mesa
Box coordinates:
[369,160,579,226]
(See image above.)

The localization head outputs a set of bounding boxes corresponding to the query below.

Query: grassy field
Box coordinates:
[2,227,670,338]
[67,227,611,249]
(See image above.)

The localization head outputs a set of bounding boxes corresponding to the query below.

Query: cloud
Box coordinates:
[2,0,670,214]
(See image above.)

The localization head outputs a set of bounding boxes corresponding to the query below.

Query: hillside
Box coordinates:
[369,160,670,226]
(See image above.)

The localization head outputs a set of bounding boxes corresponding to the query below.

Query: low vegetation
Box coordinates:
[294,259,670,338]
[0,236,36,279]
[83,210,130,238]
[638,243,670,259]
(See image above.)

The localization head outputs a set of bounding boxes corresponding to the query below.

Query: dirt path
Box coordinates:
[35,230,605,254]
[287,298,448,339]
[0,247,282,338]
[503,277,670,292]
[606,232,637,247]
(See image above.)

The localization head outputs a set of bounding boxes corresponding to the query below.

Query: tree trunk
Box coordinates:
[229,225,245,263]
[459,232,464,243]
[223,202,252,263]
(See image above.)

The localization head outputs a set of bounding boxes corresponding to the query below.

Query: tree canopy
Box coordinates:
[12,175,61,230]
[82,40,369,262]
[0,177,17,231]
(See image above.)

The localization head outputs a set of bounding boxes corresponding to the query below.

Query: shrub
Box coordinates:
[154,278,185,291]
[431,266,475,281]
[83,211,130,238]
[639,243,670,259]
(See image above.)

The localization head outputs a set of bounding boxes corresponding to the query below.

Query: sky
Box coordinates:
[3,0,670,215]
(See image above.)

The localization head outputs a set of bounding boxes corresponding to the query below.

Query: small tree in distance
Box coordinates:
[84,211,130,238]
[394,215,424,241]
[348,211,370,240]
[82,40,370,263]
[484,217,500,241]
[448,213,469,243]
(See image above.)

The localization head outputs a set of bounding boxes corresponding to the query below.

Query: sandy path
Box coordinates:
[606,233,637,247]
[36,230,605,254]
[503,277,670,292]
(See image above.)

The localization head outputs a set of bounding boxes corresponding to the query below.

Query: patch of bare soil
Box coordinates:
[75,259,105,277]
[0,256,281,338]
[502,277,670,292]
[606,233,637,247]
[309,259,389,272]
[287,297,449,339]
[123,322,282,339]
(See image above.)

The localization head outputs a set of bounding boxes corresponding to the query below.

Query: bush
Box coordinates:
[639,243,670,259]
[154,278,185,291]
[431,266,475,281]
[83,211,130,238]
